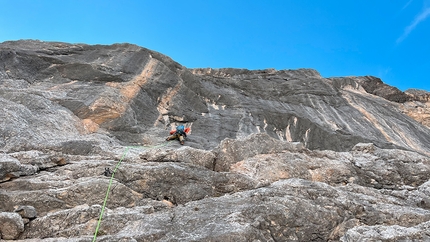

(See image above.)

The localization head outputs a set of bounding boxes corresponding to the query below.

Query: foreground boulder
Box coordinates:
[0,212,24,240]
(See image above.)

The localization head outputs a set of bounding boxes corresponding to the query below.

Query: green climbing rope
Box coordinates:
[92,142,170,242]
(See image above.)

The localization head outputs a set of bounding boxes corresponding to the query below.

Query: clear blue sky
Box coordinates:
[1,0,429,91]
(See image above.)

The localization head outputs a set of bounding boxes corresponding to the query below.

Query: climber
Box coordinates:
[166,125,189,145]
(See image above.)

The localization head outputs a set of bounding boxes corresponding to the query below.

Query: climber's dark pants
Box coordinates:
[167,134,185,142]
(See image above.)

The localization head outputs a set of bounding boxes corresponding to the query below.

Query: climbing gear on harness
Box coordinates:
[103,167,113,177]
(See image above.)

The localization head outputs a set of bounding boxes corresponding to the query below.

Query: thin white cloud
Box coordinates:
[378,67,392,78]
[397,6,430,43]
[402,0,414,10]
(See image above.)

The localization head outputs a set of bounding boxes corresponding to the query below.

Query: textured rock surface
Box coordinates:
[0,40,430,241]
[0,212,25,240]
[401,89,430,128]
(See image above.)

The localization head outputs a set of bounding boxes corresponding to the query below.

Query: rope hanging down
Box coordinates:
[92,142,169,242]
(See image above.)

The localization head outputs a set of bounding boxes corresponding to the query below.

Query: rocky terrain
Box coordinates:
[401,89,430,128]
[0,40,430,241]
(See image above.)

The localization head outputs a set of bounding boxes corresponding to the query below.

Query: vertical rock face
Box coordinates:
[1,40,429,153]
[0,40,430,241]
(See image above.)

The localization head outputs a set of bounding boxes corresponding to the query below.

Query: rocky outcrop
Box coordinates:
[331,76,411,103]
[1,40,430,241]
[400,89,430,128]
